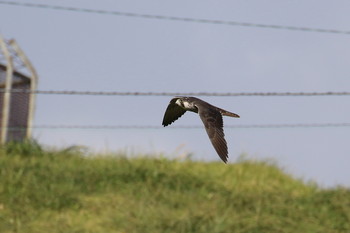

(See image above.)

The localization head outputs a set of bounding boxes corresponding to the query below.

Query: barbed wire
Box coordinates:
[3,89,350,97]
[0,1,350,35]
[6,123,350,130]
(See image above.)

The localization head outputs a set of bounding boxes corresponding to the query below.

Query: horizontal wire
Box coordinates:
[0,1,349,35]
[3,89,350,96]
[5,123,350,130]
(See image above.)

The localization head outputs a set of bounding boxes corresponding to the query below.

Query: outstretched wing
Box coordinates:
[162,98,187,126]
[197,105,228,163]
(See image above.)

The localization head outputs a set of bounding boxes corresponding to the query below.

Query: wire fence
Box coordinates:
[1,1,350,35]
[0,89,348,131]
[0,89,348,130]
[2,89,350,96]
[3,123,350,130]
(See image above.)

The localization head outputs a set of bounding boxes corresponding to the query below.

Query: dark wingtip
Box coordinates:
[217,151,228,163]
[222,157,228,164]
[162,121,170,127]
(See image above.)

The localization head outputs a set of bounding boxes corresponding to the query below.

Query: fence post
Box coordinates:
[0,34,14,144]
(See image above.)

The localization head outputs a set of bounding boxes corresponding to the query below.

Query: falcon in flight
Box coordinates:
[162,96,240,163]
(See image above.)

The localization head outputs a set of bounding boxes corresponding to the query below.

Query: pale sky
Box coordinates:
[0,0,350,187]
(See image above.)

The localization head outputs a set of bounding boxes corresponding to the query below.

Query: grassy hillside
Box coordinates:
[0,142,349,233]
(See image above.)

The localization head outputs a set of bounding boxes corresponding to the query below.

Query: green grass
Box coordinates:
[0,142,349,233]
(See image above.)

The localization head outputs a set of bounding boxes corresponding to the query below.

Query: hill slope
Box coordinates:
[0,142,349,233]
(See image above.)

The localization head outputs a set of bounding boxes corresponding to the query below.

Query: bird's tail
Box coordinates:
[218,108,240,118]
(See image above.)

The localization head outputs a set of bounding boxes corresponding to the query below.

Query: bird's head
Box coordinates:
[175,98,185,107]
[175,97,197,111]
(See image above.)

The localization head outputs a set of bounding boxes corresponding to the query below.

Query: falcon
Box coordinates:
[162,96,240,163]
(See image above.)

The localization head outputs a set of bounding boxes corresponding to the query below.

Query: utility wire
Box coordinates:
[4,89,350,97]
[7,123,350,130]
[0,1,350,35]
